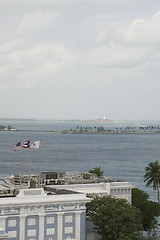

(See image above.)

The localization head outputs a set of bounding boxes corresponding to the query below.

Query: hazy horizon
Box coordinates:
[1,117,160,122]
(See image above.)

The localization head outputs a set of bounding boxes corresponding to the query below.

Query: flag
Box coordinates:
[31,140,40,149]
[14,142,21,151]
[23,140,30,148]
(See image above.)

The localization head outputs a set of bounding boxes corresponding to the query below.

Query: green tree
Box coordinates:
[7,125,11,130]
[132,188,160,231]
[86,196,142,240]
[144,160,160,203]
[0,125,5,130]
[97,127,105,132]
[89,166,104,177]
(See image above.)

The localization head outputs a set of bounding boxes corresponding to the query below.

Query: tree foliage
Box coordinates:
[0,125,6,130]
[89,166,104,177]
[144,160,160,203]
[132,188,160,231]
[86,195,142,240]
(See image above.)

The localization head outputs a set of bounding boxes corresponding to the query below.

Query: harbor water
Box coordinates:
[0,119,160,201]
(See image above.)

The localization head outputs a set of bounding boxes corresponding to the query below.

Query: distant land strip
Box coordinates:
[1,129,160,134]
[58,130,156,134]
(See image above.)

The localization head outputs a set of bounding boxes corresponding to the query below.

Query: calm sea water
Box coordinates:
[0,119,160,201]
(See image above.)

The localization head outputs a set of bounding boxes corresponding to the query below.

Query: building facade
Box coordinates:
[0,188,90,240]
[0,172,133,240]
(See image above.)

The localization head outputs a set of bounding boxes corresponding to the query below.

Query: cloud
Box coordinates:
[0,1,160,119]
[0,42,79,91]
[121,11,160,45]
[0,0,81,7]
[84,43,149,68]
[18,10,60,36]
[81,9,160,74]
[0,38,29,54]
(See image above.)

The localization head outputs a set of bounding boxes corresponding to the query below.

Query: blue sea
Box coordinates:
[0,119,160,202]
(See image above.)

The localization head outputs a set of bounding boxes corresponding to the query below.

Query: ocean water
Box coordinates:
[0,119,160,201]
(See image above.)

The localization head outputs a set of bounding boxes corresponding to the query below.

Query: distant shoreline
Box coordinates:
[1,129,159,134]
[58,130,157,135]
[1,128,160,134]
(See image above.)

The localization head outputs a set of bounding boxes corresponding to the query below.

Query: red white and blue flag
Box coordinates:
[14,142,21,151]
[23,140,30,148]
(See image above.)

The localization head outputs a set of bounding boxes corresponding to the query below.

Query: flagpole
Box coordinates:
[38,139,41,187]
[29,140,31,187]
[20,139,22,188]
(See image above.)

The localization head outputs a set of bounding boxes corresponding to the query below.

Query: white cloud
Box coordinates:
[18,10,60,36]
[0,43,79,91]
[0,0,82,8]
[121,11,160,45]
[0,38,27,54]
[85,44,149,68]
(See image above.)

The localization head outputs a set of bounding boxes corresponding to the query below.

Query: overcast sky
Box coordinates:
[0,0,160,120]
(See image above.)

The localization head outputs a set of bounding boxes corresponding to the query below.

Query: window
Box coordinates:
[8,219,16,227]
[47,228,55,235]
[65,215,73,223]
[28,217,36,225]
[28,229,36,237]
[8,231,17,238]
[47,216,55,224]
[65,227,73,234]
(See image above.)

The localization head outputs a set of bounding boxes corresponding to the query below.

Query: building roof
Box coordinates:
[0,188,91,207]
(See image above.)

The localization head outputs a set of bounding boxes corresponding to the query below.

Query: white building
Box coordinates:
[0,188,91,240]
[46,180,132,240]
[47,181,132,204]
[0,172,133,240]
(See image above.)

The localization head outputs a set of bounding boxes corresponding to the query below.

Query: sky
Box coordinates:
[0,0,160,120]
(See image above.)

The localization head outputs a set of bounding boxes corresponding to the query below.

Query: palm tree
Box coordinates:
[144,160,160,203]
[89,166,104,177]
